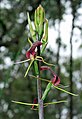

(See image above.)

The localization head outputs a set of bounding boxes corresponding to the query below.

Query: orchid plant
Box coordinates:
[12,5,78,118]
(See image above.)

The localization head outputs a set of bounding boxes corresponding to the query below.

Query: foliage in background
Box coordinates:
[0,0,82,119]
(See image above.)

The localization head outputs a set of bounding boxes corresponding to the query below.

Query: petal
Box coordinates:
[40,66,56,76]
[26,50,36,59]
[30,41,42,53]
[51,75,60,86]
[32,98,38,109]
[26,51,30,59]
[26,41,42,59]
[31,51,36,57]
[40,66,50,71]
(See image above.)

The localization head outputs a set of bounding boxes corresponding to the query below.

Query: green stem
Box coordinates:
[34,60,44,119]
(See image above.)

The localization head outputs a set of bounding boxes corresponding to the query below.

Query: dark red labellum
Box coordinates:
[26,50,36,59]
[40,66,60,85]
[26,41,42,59]
[40,66,50,71]
[51,75,60,86]
[32,98,38,109]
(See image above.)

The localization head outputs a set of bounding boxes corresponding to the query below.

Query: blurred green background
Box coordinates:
[0,0,82,119]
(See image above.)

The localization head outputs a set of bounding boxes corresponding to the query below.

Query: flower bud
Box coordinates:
[34,5,45,38]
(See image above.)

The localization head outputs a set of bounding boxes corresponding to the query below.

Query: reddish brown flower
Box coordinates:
[26,50,36,59]
[40,66,50,71]
[51,75,60,86]
[40,66,55,77]
[32,98,38,109]
[40,66,60,86]
[26,41,42,59]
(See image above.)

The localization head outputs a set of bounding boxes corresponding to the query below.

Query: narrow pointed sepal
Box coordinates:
[12,100,38,106]
[41,19,48,53]
[53,85,78,96]
[24,59,34,77]
[13,59,30,64]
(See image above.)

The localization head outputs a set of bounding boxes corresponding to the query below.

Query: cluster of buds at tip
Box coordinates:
[35,5,45,38]
[40,66,60,86]
[26,41,42,60]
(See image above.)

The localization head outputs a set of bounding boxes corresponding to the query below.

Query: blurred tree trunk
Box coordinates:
[56,0,61,119]
[69,1,76,118]
[69,17,74,119]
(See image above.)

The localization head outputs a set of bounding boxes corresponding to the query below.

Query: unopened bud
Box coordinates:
[34,5,45,38]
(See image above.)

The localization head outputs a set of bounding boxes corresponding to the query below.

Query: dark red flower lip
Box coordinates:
[30,41,42,52]
[40,66,56,77]
[40,66,60,86]
[40,66,50,71]
[26,50,36,59]
[51,75,60,86]
[32,98,38,109]
[26,41,42,59]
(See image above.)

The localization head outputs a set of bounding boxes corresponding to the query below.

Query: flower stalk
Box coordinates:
[36,40,44,118]
[33,46,44,119]
[12,5,78,119]
[33,5,45,119]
